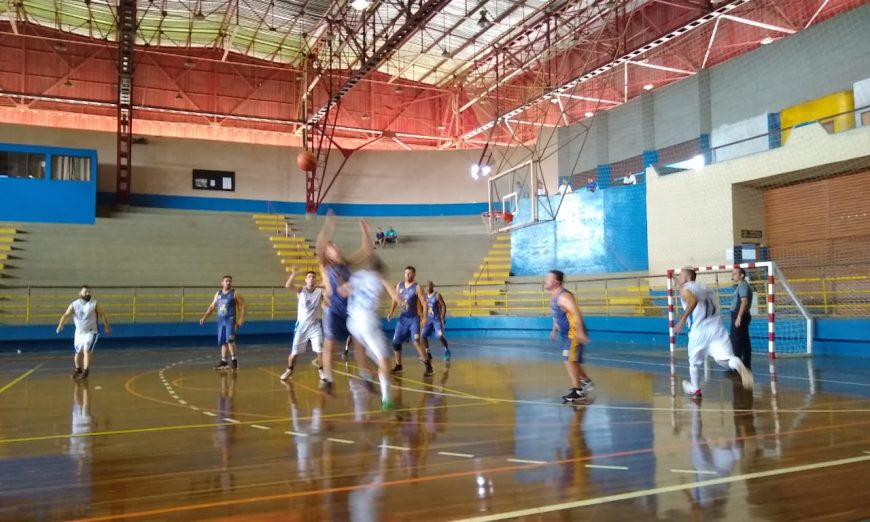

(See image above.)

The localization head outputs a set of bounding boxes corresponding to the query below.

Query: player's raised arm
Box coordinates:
[286,265,301,293]
[348,219,374,266]
[315,210,337,263]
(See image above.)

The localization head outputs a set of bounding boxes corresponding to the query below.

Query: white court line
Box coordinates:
[251,424,270,430]
[439,451,475,458]
[223,418,241,424]
[202,411,216,416]
[327,438,355,444]
[586,464,629,471]
[453,453,870,522]
[178,400,187,405]
[671,469,716,475]
[507,458,547,465]
[285,431,308,437]
[190,406,199,411]
[380,444,410,451]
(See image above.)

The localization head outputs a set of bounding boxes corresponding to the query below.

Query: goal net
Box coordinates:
[666,261,813,358]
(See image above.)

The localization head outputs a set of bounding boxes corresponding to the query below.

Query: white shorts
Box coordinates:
[74,331,99,354]
[291,321,323,355]
[687,319,734,366]
[347,313,392,362]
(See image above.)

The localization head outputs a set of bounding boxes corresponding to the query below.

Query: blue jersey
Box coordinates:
[398,281,420,318]
[216,289,236,320]
[427,292,441,320]
[551,288,579,339]
[326,263,351,315]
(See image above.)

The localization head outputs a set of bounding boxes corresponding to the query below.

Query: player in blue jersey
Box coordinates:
[387,266,433,376]
[421,281,451,361]
[200,275,246,371]
[316,211,374,392]
[545,270,592,403]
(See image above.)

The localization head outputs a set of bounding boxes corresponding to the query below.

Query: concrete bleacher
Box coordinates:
[1,208,286,287]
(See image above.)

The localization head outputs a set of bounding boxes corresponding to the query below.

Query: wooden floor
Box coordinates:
[1,339,869,521]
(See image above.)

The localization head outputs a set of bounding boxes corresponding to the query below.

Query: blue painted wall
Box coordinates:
[511,184,648,275]
[0,143,97,224]
[97,192,487,217]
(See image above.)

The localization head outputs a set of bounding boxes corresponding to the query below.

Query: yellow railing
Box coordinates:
[1,272,866,325]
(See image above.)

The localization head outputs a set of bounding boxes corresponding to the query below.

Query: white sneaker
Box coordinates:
[682,379,702,398]
[317,367,325,381]
[737,364,754,390]
[279,368,293,381]
[580,379,595,392]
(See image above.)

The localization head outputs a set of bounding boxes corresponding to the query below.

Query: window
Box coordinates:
[52,155,91,181]
[0,151,45,179]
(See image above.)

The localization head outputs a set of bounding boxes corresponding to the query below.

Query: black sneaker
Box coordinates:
[231,359,239,371]
[423,361,434,377]
[320,380,334,395]
[426,351,433,363]
[71,368,83,380]
[213,360,229,371]
[80,369,89,380]
[390,364,403,375]
[561,388,585,403]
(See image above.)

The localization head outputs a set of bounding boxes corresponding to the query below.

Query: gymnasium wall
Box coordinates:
[645,122,870,273]
[556,5,870,177]
[0,123,543,216]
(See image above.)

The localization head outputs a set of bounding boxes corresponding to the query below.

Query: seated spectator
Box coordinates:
[558,179,573,194]
[585,178,599,192]
[385,226,398,246]
[375,227,386,248]
[537,186,548,196]
[622,173,637,185]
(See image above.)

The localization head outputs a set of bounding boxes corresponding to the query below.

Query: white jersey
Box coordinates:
[680,282,719,330]
[348,269,383,319]
[71,298,98,334]
[296,287,322,328]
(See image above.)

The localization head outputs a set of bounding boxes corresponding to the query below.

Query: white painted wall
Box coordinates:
[646,123,870,274]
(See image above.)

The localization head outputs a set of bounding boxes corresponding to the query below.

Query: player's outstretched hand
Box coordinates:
[56,325,63,335]
[199,317,206,326]
[387,312,393,321]
[105,325,112,335]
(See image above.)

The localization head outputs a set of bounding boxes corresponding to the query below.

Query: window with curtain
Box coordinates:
[51,155,91,181]
[0,151,45,179]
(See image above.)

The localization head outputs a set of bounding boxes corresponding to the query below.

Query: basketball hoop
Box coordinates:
[481,210,514,234]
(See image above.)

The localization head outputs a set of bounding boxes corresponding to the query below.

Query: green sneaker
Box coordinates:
[381,399,395,411]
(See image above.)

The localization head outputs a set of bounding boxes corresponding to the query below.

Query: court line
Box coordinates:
[438,451,475,458]
[0,363,42,396]
[327,438,355,444]
[507,458,547,465]
[285,431,308,437]
[380,444,410,451]
[250,424,270,430]
[331,365,491,402]
[585,464,629,471]
[451,453,870,522]
[223,418,241,424]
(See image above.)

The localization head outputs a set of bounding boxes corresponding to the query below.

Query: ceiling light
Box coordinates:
[481,165,492,177]
[437,124,446,130]
[63,78,73,87]
[584,111,594,117]
[550,97,559,104]
[184,57,195,68]
[394,86,404,94]
[54,41,67,52]
[441,48,451,57]
[175,92,183,100]
[470,164,480,178]
[643,83,654,91]
[760,36,774,45]
[194,10,205,20]
[350,0,371,11]
[361,113,370,120]
[477,9,490,28]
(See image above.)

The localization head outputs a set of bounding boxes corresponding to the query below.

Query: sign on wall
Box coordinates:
[192,169,235,192]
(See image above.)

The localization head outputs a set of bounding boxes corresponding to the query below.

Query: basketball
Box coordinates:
[297,150,316,172]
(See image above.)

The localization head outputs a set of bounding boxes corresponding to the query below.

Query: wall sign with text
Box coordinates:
[193,169,235,191]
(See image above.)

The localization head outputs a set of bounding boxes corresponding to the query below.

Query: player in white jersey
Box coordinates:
[56,285,111,380]
[345,256,403,410]
[280,266,325,381]
[675,269,753,398]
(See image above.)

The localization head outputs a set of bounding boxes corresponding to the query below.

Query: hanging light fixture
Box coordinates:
[350,0,371,11]
[477,9,490,28]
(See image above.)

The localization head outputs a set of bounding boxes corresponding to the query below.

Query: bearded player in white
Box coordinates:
[345,256,403,410]
[674,268,753,398]
[56,285,112,380]
[281,266,325,381]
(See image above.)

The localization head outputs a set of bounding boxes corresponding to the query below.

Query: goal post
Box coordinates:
[666,261,813,358]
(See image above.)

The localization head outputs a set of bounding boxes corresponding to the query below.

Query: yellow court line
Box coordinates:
[0,363,43,396]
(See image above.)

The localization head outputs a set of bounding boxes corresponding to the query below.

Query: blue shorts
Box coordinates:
[323,308,349,342]
[421,319,444,339]
[560,337,584,363]
[392,315,421,345]
[217,319,236,346]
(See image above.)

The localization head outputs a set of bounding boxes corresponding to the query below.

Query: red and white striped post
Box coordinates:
[666,262,775,358]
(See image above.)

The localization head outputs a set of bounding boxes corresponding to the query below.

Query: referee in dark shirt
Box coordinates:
[730,268,753,369]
